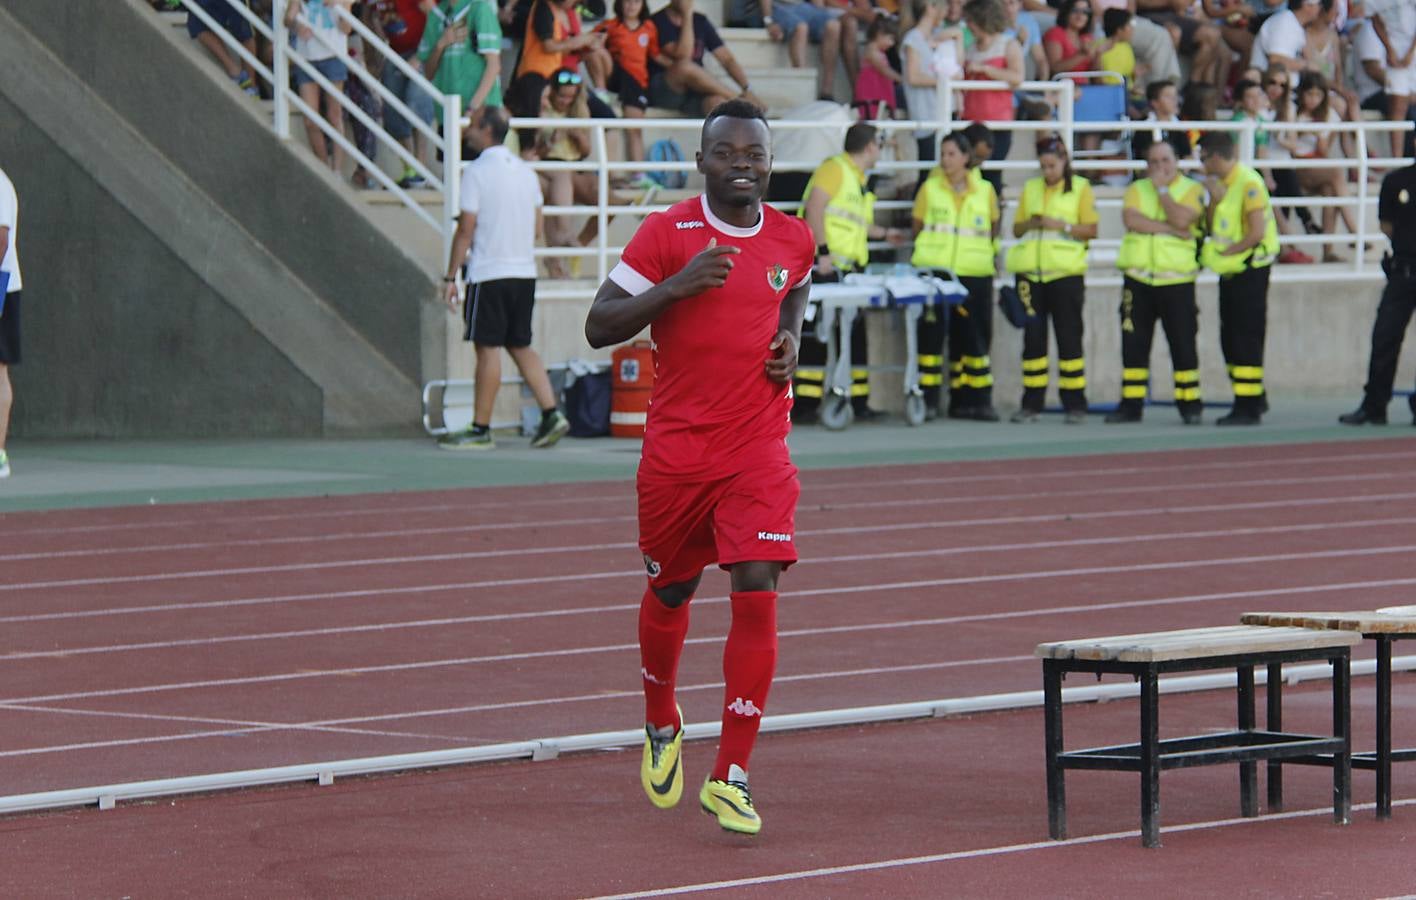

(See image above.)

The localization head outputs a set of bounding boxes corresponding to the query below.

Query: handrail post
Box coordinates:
[594,123,610,285]
[1355,124,1369,275]
[442,94,462,267]
[1060,82,1074,155]
[272,0,289,139]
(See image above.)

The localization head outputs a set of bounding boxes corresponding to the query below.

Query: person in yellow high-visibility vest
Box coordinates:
[1005,136,1098,424]
[912,129,1002,421]
[796,123,908,418]
[1105,135,1207,425]
[1198,130,1280,426]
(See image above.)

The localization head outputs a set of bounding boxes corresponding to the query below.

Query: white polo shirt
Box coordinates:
[0,167,20,294]
[459,144,543,285]
[1250,9,1306,78]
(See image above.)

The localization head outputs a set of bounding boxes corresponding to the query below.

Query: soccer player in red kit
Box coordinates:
[584,100,815,836]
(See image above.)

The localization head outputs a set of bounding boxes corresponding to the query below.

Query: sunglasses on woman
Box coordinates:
[554,70,583,86]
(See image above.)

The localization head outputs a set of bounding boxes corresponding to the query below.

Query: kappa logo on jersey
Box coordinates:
[643,554,662,578]
[767,264,789,291]
[727,697,763,717]
[675,220,706,230]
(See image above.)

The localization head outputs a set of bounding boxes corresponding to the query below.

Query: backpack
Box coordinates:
[646,139,687,189]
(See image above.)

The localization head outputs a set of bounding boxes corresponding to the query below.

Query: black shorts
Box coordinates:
[464,278,535,347]
[610,65,650,110]
[0,291,21,365]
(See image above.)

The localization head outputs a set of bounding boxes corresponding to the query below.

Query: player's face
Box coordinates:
[698,116,772,209]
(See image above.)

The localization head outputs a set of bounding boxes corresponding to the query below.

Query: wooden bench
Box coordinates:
[1242,608,1416,819]
[1036,625,1361,848]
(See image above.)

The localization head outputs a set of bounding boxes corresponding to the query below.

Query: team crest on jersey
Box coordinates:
[767,264,789,291]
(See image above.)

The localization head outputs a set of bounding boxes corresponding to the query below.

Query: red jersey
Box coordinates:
[611,195,815,481]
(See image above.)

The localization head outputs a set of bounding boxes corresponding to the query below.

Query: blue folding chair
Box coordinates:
[1055,71,1132,161]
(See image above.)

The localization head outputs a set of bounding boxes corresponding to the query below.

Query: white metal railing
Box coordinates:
[511,105,1413,298]
[175,0,461,259]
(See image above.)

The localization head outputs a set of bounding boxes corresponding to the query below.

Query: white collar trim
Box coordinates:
[700,194,763,238]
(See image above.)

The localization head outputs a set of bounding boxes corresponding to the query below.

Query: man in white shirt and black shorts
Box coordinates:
[439,106,569,451]
[0,164,21,479]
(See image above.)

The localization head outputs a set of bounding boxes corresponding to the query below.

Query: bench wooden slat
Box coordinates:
[1036,625,1361,662]
[1242,609,1416,635]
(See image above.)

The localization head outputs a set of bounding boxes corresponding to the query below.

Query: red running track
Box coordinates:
[0,438,1415,799]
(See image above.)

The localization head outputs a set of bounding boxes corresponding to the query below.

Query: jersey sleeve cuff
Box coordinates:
[791,270,811,289]
[608,261,656,296]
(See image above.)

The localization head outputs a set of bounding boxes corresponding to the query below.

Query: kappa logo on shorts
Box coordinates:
[757,531,792,542]
[643,554,662,578]
[727,697,763,717]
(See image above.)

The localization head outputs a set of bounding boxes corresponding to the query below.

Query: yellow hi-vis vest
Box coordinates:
[911,170,997,277]
[1116,176,1202,286]
[801,154,874,270]
[1201,164,1279,275]
[1005,175,1091,281]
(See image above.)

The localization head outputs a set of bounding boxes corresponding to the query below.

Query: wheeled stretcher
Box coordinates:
[806,270,968,430]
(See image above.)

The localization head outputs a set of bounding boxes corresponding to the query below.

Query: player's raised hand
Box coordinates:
[669,237,740,299]
[764,329,798,384]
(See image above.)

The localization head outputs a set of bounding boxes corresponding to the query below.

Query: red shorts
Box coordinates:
[637,456,801,589]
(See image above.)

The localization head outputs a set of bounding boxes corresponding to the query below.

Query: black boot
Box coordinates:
[1338,406,1387,425]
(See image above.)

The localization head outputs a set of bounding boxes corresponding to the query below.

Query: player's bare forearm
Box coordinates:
[584,280,683,347]
[765,282,809,384]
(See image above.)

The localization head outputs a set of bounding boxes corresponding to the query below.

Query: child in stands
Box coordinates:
[596,0,661,166]
[854,16,903,119]
[1098,8,1146,118]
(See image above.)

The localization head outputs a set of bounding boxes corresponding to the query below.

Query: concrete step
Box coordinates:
[717,27,794,69]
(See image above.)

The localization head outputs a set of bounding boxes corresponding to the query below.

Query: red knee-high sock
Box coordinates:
[639,587,691,732]
[713,591,778,781]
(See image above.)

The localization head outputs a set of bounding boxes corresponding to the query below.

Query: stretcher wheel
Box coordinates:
[904,392,927,427]
[820,395,854,431]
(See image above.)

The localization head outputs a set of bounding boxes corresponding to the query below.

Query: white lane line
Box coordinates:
[8,516,1416,660]
[7,475,1416,566]
[2,445,1411,541]
[583,800,1416,899]
[5,488,1409,625]
[4,543,1413,705]
[0,655,1035,758]
[0,703,478,744]
[0,469,1407,592]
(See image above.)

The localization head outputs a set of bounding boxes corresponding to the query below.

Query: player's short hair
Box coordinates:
[1198,130,1237,160]
[844,123,879,154]
[1102,7,1131,37]
[702,99,769,148]
[1146,79,1176,104]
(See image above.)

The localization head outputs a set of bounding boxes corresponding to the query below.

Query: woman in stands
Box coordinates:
[961,0,1022,177]
[1043,0,1095,83]
[1290,70,1356,261]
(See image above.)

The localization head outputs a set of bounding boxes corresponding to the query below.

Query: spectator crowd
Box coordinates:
[162,0,1414,271]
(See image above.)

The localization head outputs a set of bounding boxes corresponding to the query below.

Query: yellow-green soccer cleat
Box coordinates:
[640,705,684,809]
[698,764,761,835]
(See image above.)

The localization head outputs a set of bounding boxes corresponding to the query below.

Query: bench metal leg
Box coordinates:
[1140,668,1161,848]
[1044,660,1067,840]
[1267,661,1284,812]
[1333,652,1352,826]
[1376,635,1392,820]
[1238,664,1257,817]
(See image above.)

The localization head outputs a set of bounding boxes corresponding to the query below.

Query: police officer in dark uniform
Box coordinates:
[1339,162,1416,426]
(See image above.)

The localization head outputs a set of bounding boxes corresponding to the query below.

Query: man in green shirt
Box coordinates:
[419,0,504,120]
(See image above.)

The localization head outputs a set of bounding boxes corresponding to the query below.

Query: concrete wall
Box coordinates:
[0,0,435,437]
